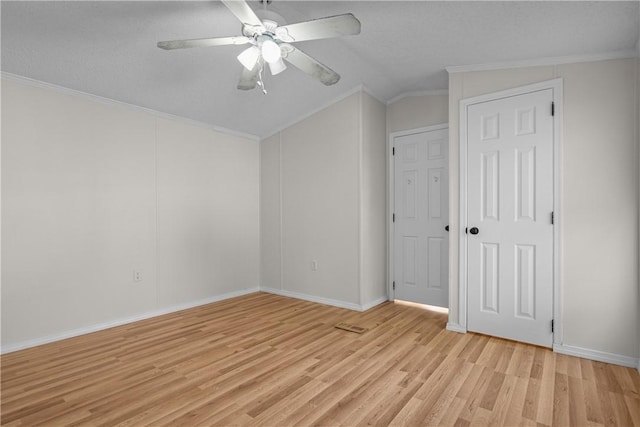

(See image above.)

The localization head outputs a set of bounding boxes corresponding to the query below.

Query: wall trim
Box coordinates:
[553,343,639,369]
[446,50,638,74]
[361,297,389,312]
[1,287,260,354]
[1,72,260,142]
[261,286,373,312]
[458,78,564,345]
[446,323,467,334]
[4,283,636,370]
[386,89,449,106]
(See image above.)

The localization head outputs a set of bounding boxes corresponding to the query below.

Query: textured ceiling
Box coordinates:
[2,1,639,137]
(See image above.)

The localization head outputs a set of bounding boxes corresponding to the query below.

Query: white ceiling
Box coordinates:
[2,1,639,138]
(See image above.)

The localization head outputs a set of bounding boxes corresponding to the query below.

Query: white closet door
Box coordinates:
[466,89,554,347]
[394,128,449,308]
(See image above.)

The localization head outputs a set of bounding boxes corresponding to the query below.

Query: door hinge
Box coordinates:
[551,102,555,117]
[392,147,395,156]
[551,319,554,333]
[393,281,396,290]
[393,213,395,223]
[551,211,554,225]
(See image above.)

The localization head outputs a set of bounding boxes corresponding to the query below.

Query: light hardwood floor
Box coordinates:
[2,292,639,426]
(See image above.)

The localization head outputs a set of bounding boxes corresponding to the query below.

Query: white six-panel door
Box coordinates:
[466,89,554,347]
[394,128,449,308]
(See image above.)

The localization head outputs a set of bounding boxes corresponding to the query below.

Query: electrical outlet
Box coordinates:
[133,271,142,282]
[311,260,318,271]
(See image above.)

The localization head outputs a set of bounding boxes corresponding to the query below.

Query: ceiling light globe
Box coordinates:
[261,39,281,64]
[268,57,287,76]
[237,46,260,71]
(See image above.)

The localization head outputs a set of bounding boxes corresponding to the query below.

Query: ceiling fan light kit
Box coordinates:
[157,0,361,93]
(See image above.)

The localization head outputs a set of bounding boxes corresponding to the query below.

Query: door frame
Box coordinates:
[458,78,564,346]
[387,123,449,302]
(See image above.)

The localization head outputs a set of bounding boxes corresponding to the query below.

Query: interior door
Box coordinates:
[394,128,449,308]
[466,89,554,347]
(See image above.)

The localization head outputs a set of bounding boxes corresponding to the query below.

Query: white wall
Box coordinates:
[260,90,387,309]
[361,92,388,306]
[156,119,259,306]
[1,77,260,351]
[637,57,640,372]
[387,94,449,134]
[281,94,360,305]
[448,58,639,361]
[260,133,281,291]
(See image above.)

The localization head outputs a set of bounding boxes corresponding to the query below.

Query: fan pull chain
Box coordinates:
[256,64,267,95]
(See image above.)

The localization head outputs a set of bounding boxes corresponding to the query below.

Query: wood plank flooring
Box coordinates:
[2,292,639,426]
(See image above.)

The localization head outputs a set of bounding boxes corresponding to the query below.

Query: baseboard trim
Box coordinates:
[361,296,389,311]
[553,343,639,369]
[260,286,365,311]
[1,287,260,354]
[446,323,467,334]
[8,288,636,371]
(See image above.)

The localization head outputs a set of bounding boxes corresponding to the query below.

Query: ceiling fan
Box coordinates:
[157,0,361,93]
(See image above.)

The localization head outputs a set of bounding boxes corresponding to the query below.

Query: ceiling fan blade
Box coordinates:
[238,61,261,90]
[222,0,264,30]
[284,48,340,86]
[158,36,250,50]
[278,14,361,42]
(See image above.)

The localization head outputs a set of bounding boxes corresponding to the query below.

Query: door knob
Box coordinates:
[445,225,449,232]
[469,227,479,235]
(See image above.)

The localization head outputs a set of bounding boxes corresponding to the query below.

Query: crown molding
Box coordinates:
[446,50,639,74]
[1,72,261,142]
[386,89,449,106]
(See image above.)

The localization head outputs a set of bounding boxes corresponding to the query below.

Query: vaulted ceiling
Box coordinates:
[2,1,639,137]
